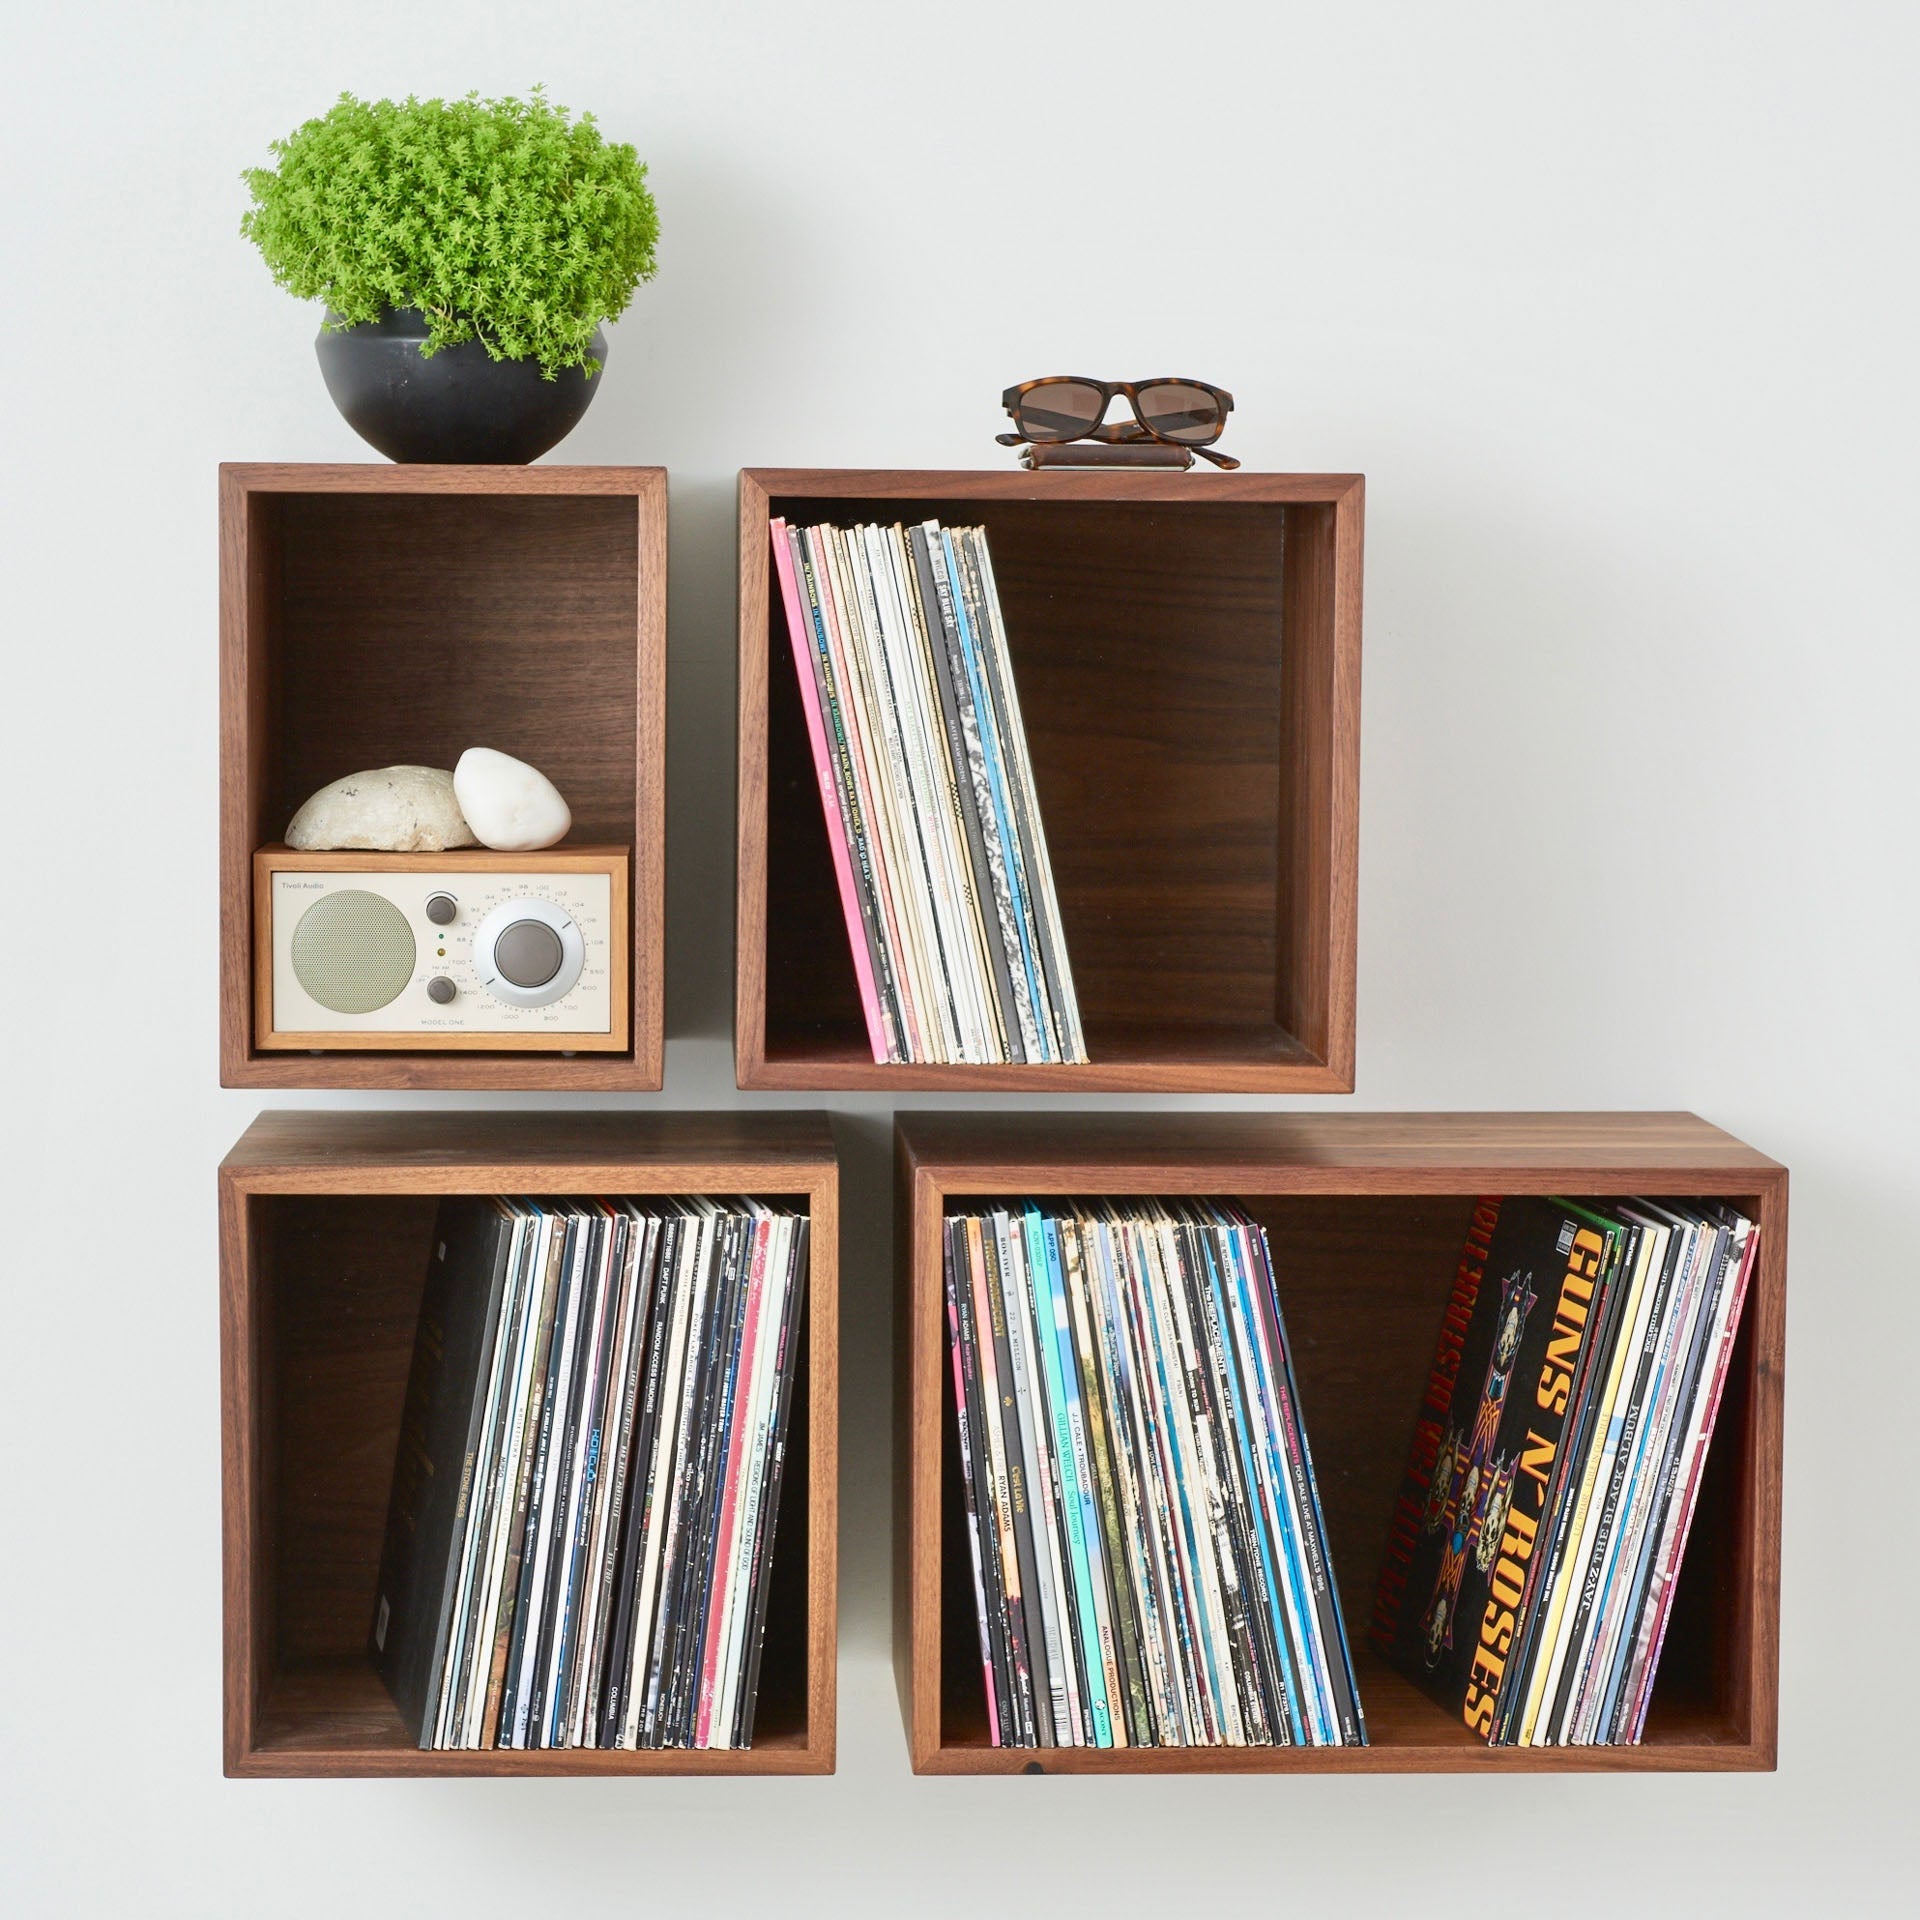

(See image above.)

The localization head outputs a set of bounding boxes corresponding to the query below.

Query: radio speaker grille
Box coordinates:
[291,891,417,1014]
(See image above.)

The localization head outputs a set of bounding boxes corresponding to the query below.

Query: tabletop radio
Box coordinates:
[253,846,630,1051]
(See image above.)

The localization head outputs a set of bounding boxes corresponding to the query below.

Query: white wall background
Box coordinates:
[4,2,1914,1912]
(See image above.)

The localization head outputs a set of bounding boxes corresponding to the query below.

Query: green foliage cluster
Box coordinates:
[242,90,659,377]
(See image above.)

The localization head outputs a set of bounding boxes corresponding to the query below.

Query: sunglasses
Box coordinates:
[998,376,1239,469]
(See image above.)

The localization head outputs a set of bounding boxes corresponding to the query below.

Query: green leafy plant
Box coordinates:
[242,89,659,377]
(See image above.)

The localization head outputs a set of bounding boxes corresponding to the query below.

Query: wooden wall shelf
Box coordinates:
[219,465,666,1090]
[219,1110,838,1777]
[737,469,1362,1091]
[894,1111,1785,1773]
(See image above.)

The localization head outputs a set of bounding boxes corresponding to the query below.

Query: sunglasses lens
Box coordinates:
[1016,380,1106,442]
[1136,381,1224,443]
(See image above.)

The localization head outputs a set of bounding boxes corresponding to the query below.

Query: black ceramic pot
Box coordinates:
[314,308,607,464]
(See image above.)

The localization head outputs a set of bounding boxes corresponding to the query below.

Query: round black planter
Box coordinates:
[314,308,607,464]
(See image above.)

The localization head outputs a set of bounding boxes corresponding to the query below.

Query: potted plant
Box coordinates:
[242,90,659,463]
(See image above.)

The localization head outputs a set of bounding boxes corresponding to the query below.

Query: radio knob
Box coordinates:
[472,899,585,1007]
[494,920,564,989]
[426,976,457,1005]
[425,892,458,926]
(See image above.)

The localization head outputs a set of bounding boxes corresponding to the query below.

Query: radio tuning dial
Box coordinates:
[494,920,565,989]
[472,898,585,1007]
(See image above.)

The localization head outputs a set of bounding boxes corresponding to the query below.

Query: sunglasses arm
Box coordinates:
[1096,421,1239,467]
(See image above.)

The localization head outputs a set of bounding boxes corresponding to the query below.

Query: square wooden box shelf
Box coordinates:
[894,1111,1785,1774]
[736,470,1362,1091]
[219,465,666,1090]
[219,1111,838,1777]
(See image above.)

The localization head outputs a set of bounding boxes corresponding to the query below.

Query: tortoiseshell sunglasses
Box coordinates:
[998,376,1240,469]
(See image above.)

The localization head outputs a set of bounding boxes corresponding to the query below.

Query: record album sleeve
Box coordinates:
[370,1197,518,1747]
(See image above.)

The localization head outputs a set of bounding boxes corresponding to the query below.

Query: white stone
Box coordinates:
[284,765,475,852]
[453,747,572,851]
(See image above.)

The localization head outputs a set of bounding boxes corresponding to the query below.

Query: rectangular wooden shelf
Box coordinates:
[220,1110,838,1777]
[737,469,1362,1091]
[894,1111,1785,1773]
[219,464,666,1090]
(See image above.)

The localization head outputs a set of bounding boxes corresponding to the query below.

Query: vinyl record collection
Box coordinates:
[772,516,1086,1066]
[944,1199,1365,1748]
[372,1195,808,1751]
[1372,1196,1757,1745]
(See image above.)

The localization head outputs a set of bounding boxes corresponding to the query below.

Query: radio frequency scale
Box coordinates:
[253,846,630,1051]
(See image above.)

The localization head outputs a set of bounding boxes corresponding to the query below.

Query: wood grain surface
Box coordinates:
[893,1110,1785,1773]
[219,1110,838,1777]
[736,469,1362,1090]
[219,465,665,1089]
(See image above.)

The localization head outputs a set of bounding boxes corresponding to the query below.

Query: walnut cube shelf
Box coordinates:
[219,1110,838,1777]
[219,465,666,1090]
[894,1111,1785,1774]
[737,470,1362,1091]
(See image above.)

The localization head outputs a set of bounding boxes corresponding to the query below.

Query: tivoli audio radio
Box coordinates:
[253,846,629,1051]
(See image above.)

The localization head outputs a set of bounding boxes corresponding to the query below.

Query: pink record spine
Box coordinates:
[768,519,889,1062]
[695,1215,770,1747]
[1626,1223,1762,1741]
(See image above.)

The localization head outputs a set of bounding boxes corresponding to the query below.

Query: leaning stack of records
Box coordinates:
[1371,1196,1758,1745]
[371,1195,808,1751]
[944,1199,1365,1748]
[772,516,1086,1065]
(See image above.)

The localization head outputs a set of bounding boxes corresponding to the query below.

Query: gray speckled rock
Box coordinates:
[453,747,572,850]
[284,765,475,852]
